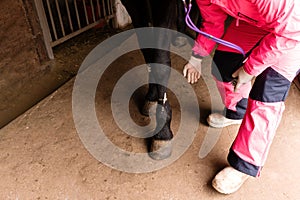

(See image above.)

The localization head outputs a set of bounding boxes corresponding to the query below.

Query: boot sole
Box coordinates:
[207,118,242,128]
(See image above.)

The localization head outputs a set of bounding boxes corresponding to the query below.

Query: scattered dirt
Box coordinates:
[1,24,300,199]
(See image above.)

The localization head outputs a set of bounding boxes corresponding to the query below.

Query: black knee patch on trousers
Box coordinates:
[212,51,245,82]
[228,149,260,177]
[224,98,248,119]
[250,67,291,102]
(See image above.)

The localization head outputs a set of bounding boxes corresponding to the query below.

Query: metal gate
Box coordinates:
[34,0,114,59]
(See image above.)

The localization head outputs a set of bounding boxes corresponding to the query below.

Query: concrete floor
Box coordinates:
[0,36,300,199]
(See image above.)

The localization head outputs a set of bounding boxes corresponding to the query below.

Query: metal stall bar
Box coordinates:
[102,0,106,17]
[55,0,66,37]
[90,0,96,22]
[45,0,58,40]
[82,0,89,24]
[36,0,115,50]
[97,0,101,19]
[65,0,74,32]
[74,0,81,29]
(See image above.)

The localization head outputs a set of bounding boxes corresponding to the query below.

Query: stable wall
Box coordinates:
[0,0,51,128]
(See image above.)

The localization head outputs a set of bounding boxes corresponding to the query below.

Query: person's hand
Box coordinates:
[183,56,202,84]
[232,66,254,92]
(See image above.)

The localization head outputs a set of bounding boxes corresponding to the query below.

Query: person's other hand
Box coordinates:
[232,66,254,92]
[183,56,202,84]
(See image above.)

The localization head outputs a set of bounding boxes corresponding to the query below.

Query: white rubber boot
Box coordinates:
[212,166,250,194]
[207,113,242,128]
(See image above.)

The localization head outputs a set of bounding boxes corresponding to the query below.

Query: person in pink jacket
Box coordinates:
[183,0,300,194]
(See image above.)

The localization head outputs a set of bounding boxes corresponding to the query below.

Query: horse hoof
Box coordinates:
[149,140,172,160]
[141,100,157,116]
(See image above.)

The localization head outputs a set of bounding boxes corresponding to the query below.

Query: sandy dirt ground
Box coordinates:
[1,31,300,200]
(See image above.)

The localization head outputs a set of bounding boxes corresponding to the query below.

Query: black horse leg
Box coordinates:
[135,49,174,160]
[147,49,174,160]
[122,0,176,160]
[144,0,177,160]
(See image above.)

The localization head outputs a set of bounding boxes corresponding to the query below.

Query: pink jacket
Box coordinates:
[193,0,300,81]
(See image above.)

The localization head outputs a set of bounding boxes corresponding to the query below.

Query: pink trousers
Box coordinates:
[213,20,300,177]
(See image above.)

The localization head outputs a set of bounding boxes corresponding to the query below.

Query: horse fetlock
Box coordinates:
[154,101,173,140]
[141,100,157,116]
[156,100,172,124]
